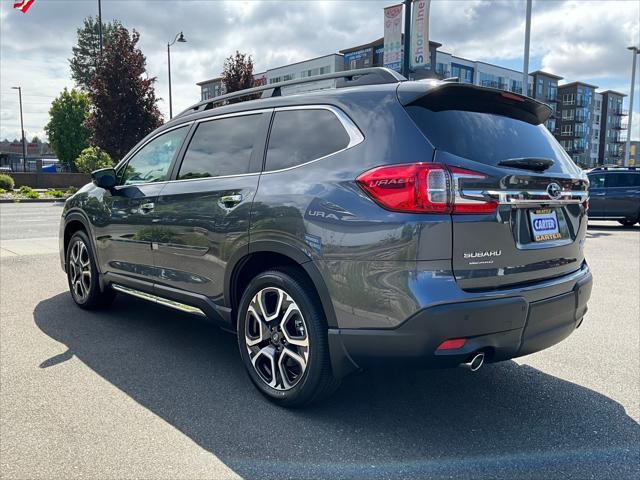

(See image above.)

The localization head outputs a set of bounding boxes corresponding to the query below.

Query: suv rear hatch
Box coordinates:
[400,82,589,290]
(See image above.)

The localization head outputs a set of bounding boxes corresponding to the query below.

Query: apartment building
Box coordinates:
[529,71,562,133]
[555,82,599,167]
[598,90,627,165]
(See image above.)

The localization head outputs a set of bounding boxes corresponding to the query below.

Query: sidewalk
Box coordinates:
[0,237,59,257]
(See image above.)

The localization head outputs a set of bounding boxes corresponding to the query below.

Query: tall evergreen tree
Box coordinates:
[86,26,163,162]
[69,16,121,91]
[44,88,91,169]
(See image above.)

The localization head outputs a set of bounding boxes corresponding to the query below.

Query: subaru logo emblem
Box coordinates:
[547,182,562,200]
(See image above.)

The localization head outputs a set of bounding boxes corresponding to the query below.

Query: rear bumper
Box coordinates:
[328,265,592,378]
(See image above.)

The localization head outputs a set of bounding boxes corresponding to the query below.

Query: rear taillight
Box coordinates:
[356,163,497,214]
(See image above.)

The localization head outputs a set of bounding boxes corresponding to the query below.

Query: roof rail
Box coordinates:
[589,165,637,171]
[176,67,406,118]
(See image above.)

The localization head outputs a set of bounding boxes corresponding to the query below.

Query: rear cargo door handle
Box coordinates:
[219,194,243,208]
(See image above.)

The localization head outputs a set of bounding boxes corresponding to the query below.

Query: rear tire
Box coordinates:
[66,230,115,310]
[237,268,339,407]
[618,220,636,227]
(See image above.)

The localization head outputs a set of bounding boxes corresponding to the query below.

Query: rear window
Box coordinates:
[405,105,575,173]
[265,109,350,171]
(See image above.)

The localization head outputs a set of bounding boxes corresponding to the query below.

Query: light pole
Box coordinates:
[167,31,187,119]
[98,0,103,56]
[11,86,27,172]
[522,0,532,96]
[402,0,412,78]
[624,46,639,166]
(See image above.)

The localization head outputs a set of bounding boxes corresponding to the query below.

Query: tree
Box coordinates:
[69,16,121,91]
[74,146,113,173]
[221,51,255,102]
[87,26,163,162]
[44,89,91,169]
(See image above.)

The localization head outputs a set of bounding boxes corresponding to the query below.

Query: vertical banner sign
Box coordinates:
[383,4,403,72]
[411,0,431,69]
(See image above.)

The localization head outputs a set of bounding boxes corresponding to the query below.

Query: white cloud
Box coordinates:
[0,0,638,143]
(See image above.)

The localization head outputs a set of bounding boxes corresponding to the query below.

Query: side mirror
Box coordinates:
[92,168,117,189]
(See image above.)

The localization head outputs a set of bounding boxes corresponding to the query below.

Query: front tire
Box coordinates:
[237,268,339,407]
[66,231,115,310]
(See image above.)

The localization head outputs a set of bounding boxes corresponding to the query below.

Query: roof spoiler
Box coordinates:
[397,81,552,125]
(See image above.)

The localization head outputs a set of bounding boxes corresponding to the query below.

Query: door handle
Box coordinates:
[139,202,155,213]
[219,194,243,208]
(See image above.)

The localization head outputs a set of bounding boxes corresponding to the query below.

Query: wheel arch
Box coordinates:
[62,210,100,272]
[225,240,338,329]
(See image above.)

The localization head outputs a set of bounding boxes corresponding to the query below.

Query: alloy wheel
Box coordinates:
[69,240,92,303]
[244,287,309,390]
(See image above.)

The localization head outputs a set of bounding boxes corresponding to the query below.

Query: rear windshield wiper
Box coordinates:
[497,158,555,172]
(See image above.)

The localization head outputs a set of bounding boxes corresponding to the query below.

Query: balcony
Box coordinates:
[574,112,587,123]
[546,92,558,102]
[611,107,628,116]
[575,97,589,107]
[480,80,509,91]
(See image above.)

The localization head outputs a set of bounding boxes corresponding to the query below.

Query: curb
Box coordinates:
[0,198,66,204]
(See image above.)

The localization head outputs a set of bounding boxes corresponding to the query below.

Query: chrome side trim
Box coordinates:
[462,189,588,206]
[112,284,206,317]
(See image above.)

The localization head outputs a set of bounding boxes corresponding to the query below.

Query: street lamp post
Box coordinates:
[11,86,27,172]
[624,46,639,166]
[522,0,532,96]
[167,31,187,119]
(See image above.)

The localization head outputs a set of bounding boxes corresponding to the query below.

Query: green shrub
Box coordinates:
[66,186,79,195]
[25,190,39,199]
[75,146,112,173]
[19,185,33,194]
[0,188,6,194]
[48,189,66,198]
[0,174,14,191]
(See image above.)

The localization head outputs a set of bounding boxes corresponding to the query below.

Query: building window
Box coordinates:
[561,124,573,136]
[562,109,574,120]
[562,93,575,105]
[537,79,543,96]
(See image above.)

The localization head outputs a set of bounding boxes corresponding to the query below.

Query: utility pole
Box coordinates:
[402,0,412,78]
[98,0,103,56]
[624,46,638,166]
[522,0,532,96]
[11,87,27,172]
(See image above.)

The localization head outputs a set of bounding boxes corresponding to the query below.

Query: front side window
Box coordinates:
[265,109,351,171]
[120,126,188,185]
[177,114,264,180]
[588,174,606,188]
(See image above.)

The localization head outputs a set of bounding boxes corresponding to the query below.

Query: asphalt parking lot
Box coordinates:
[0,203,638,479]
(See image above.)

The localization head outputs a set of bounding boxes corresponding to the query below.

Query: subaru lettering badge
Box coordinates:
[547,182,562,200]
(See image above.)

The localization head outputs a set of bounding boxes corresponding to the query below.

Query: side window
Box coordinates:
[265,109,351,171]
[588,174,605,188]
[120,126,188,185]
[178,114,263,180]
[607,173,639,188]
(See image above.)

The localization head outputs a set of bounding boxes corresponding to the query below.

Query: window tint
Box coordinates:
[265,109,351,171]
[178,114,264,180]
[120,126,188,185]
[588,174,606,188]
[405,105,578,174]
[607,172,640,188]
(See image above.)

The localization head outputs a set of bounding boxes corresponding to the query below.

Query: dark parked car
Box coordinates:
[587,166,640,226]
[59,68,592,406]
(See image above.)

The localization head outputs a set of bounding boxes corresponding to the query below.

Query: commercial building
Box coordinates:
[195,39,629,167]
[196,54,343,101]
[624,141,639,166]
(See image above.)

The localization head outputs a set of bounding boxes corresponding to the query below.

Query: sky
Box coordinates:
[1,0,639,142]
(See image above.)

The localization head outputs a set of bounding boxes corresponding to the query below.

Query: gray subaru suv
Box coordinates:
[59,68,593,406]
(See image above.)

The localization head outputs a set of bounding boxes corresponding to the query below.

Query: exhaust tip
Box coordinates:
[462,352,485,372]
